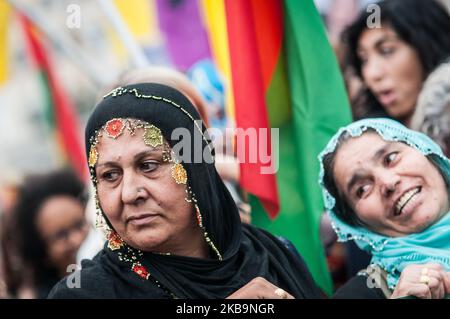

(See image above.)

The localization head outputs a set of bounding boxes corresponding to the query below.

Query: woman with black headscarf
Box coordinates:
[48,83,322,299]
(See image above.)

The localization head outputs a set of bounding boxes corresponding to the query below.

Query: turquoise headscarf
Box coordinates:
[318,118,450,289]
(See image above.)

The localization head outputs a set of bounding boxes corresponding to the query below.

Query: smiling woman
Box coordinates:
[47,83,323,299]
[320,118,450,299]
[330,131,448,237]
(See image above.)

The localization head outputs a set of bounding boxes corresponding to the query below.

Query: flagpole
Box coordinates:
[7,0,111,87]
[97,0,150,68]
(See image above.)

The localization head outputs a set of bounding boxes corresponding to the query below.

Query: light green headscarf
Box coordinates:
[318,118,450,289]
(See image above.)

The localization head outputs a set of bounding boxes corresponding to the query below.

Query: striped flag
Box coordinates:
[0,1,11,84]
[199,0,235,120]
[20,15,87,180]
[203,0,352,294]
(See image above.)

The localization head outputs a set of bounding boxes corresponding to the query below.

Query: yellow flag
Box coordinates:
[113,0,158,43]
[200,0,235,121]
[0,1,10,84]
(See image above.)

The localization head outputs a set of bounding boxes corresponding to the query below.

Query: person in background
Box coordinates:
[10,169,89,298]
[187,59,228,131]
[0,174,20,299]
[342,0,450,156]
[410,62,450,157]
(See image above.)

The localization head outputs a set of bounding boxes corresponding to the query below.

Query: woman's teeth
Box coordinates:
[395,187,421,216]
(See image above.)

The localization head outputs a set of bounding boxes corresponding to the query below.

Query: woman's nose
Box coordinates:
[379,172,400,198]
[121,171,147,204]
[121,170,138,203]
[363,56,386,84]
[67,226,87,250]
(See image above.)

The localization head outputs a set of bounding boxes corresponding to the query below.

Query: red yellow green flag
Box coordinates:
[20,15,87,180]
[223,0,352,294]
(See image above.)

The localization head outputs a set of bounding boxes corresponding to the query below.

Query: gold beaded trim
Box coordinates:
[185,186,222,261]
[195,203,222,260]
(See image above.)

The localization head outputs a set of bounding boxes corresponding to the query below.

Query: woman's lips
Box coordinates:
[378,90,397,106]
[127,214,159,226]
[393,188,422,219]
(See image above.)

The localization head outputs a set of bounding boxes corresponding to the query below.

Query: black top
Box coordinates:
[48,224,323,299]
[36,272,60,299]
[333,274,386,299]
[48,248,167,299]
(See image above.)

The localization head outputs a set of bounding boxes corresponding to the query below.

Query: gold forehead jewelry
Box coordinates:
[88,120,168,168]
[105,118,125,139]
[103,87,214,158]
[143,125,163,148]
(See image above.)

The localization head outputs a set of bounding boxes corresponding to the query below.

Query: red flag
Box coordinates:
[20,15,87,180]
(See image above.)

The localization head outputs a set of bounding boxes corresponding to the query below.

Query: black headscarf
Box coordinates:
[50,83,322,299]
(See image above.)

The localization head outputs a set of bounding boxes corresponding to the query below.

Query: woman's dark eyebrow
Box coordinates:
[357,35,397,53]
[96,161,118,168]
[97,149,164,167]
[133,149,163,160]
[374,35,398,49]
[372,144,391,163]
[347,170,366,194]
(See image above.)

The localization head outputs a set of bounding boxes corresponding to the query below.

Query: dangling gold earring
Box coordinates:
[171,162,187,185]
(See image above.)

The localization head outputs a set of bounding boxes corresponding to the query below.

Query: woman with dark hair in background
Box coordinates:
[343,0,450,154]
[10,169,89,298]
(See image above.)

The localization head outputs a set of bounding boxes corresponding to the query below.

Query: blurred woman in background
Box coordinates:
[10,169,89,298]
[343,0,450,155]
